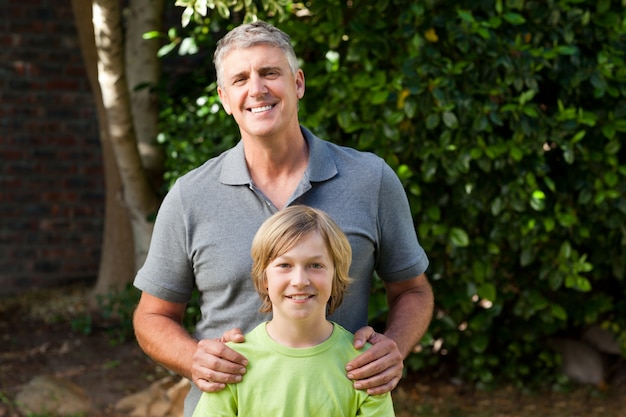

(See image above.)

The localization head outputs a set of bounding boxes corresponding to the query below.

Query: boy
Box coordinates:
[192,206,395,416]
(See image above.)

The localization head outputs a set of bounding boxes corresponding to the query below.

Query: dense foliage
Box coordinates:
[157,0,626,387]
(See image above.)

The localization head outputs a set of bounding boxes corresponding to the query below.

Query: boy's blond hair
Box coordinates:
[251,206,352,315]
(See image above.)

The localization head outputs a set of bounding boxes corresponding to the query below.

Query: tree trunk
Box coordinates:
[71,0,135,299]
[125,0,165,192]
[92,0,161,291]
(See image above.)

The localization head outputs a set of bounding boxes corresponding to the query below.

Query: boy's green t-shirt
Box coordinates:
[192,322,395,417]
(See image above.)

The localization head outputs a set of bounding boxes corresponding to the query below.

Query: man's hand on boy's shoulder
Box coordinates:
[346,327,403,395]
[192,328,248,393]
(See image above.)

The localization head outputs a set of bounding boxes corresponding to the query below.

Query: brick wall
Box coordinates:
[0,0,104,295]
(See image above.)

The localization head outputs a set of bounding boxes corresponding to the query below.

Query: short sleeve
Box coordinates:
[357,391,395,416]
[376,163,429,282]
[134,180,196,303]
[191,388,238,417]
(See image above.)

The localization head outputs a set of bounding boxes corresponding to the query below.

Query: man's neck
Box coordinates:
[243,131,309,209]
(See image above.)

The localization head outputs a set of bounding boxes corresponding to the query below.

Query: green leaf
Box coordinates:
[520,247,534,266]
[194,0,208,16]
[216,2,231,18]
[478,283,497,302]
[181,6,194,27]
[179,37,198,55]
[426,205,441,221]
[457,10,475,23]
[562,146,575,164]
[559,241,572,259]
[565,275,592,292]
[371,90,389,105]
[555,45,578,55]
[449,227,470,247]
[551,304,568,321]
[605,140,621,155]
[510,146,524,161]
[543,176,555,193]
[142,31,161,40]
[571,130,587,144]
[519,90,536,105]
[442,111,459,129]
[471,333,489,353]
[491,197,503,215]
[426,113,440,130]
[603,171,618,188]
[530,190,545,211]
[157,42,178,58]
[503,12,526,25]
[548,271,563,290]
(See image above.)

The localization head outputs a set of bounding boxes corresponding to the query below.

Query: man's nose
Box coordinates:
[249,74,267,97]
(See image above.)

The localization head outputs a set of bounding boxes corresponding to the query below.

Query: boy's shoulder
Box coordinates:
[331,322,373,352]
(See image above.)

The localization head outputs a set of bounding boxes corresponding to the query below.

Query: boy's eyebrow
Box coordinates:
[275,253,328,261]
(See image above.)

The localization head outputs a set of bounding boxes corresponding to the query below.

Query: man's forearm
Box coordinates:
[384,275,434,358]
[133,305,198,379]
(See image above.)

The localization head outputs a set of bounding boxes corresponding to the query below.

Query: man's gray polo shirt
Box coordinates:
[134,126,429,338]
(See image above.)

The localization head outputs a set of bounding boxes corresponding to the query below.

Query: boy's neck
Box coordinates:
[265,318,334,348]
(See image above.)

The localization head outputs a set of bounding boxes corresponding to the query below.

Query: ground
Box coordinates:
[1,285,625,417]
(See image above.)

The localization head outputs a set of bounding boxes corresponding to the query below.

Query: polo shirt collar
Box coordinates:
[219,126,338,185]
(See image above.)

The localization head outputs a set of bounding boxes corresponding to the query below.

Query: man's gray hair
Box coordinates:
[213,21,300,88]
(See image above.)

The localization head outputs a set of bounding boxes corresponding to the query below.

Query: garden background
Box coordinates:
[1,0,625,415]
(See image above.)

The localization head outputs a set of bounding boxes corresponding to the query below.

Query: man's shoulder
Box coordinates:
[303,127,386,175]
[177,149,232,184]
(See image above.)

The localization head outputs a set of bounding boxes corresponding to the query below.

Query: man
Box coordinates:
[133,21,434,416]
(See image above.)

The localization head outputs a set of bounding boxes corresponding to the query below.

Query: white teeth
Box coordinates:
[251,105,273,113]
[289,295,310,301]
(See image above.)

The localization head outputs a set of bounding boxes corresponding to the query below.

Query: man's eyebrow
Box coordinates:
[229,70,249,82]
[227,66,282,83]
[259,66,282,73]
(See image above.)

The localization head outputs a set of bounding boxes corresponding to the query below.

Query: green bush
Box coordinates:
[157,0,626,387]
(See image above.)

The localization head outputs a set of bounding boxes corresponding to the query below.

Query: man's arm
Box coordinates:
[346,273,434,394]
[383,272,434,357]
[133,292,248,392]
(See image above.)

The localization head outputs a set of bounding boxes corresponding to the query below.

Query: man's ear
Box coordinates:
[295,69,305,100]
[217,87,232,115]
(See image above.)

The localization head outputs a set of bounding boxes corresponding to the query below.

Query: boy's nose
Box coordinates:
[291,268,310,286]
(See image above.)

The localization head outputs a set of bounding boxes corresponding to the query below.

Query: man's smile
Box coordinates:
[250,104,275,113]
